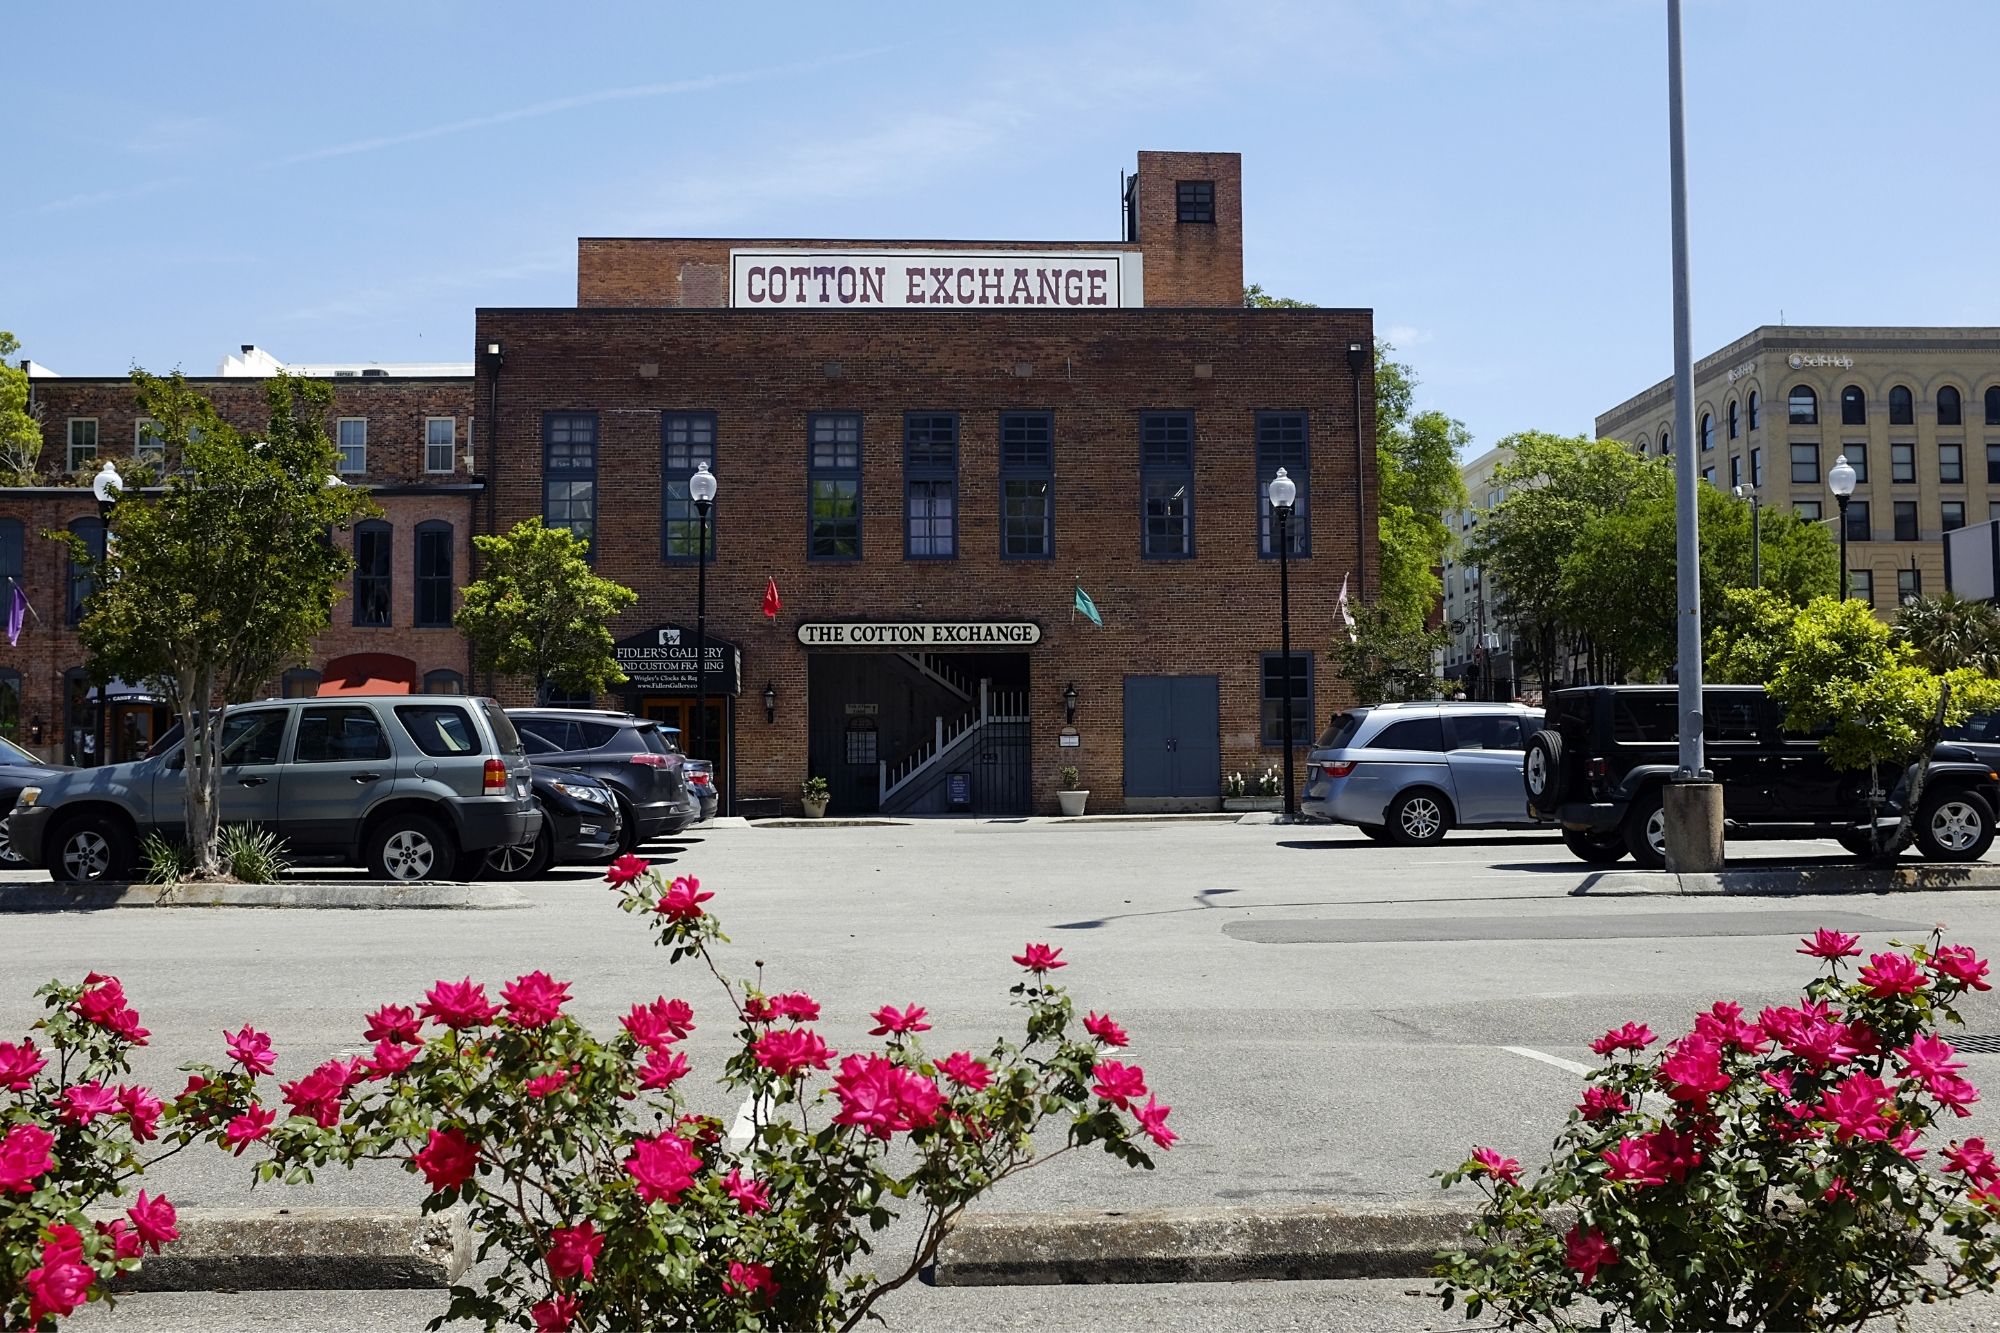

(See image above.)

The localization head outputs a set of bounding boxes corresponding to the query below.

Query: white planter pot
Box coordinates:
[1057,790,1089,817]
[801,796,830,819]
[1223,796,1284,813]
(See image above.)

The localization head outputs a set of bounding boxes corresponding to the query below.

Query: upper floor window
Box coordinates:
[1636,434,1650,454]
[1750,447,1763,487]
[1938,385,1963,427]
[1729,455,1742,488]
[999,412,1053,559]
[1889,385,1914,425]
[1840,385,1866,425]
[1941,443,1964,483]
[424,418,456,474]
[661,413,717,561]
[1987,386,2000,425]
[1176,180,1215,224]
[1891,442,1915,483]
[1893,500,1919,542]
[1845,500,1872,543]
[1748,390,1760,429]
[1788,386,1818,425]
[542,412,597,552]
[903,413,958,560]
[1943,501,1967,532]
[1256,411,1309,556]
[353,521,391,626]
[1660,421,1673,455]
[67,516,103,625]
[1727,400,1739,440]
[1700,412,1714,451]
[67,419,98,472]
[1140,411,1195,558]
[414,520,453,628]
[135,419,165,460]
[808,413,861,560]
[0,519,20,589]
[336,418,367,474]
[1789,441,1819,484]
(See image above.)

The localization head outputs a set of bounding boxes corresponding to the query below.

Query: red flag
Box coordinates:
[762,577,782,620]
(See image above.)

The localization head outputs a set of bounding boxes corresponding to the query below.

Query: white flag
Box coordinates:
[1337,573,1358,643]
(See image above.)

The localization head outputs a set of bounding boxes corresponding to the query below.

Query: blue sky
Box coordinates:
[7,1,1998,454]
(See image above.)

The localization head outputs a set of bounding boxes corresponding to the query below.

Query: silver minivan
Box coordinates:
[1300,702,1544,845]
[10,695,539,883]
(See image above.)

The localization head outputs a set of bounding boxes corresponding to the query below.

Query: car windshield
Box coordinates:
[0,735,37,765]
[1316,712,1367,749]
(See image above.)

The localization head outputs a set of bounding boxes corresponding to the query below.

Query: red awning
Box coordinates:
[316,653,417,696]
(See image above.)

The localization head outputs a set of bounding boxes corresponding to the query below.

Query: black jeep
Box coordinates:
[1523,685,2000,868]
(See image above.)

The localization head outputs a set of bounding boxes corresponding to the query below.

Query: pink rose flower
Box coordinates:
[412,1127,479,1192]
[225,1025,277,1075]
[545,1221,601,1282]
[62,1080,121,1125]
[869,1003,931,1036]
[1563,1226,1619,1286]
[1818,1071,1895,1142]
[24,1229,94,1323]
[1859,951,1928,997]
[623,997,695,1047]
[625,1131,701,1204]
[1639,1127,1702,1183]
[1693,1001,1768,1054]
[502,970,572,1028]
[421,978,500,1030]
[638,1047,691,1090]
[1084,1012,1129,1047]
[723,1167,771,1214]
[364,1004,422,1044]
[655,875,713,920]
[525,1069,571,1099]
[1470,1146,1521,1187]
[938,1052,992,1091]
[1798,928,1862,960]
[1092,1060,1148,1110]
[1933,944,1993,992]
[365,1037,421,1079]
[770,992,820,1021]
[1929,1071,1981,1118]
[830,1054,945,1139]
[75,975,149,1045]
[1134,1095,1177,1150]
[120,1085,164,1142]
[1893,1126,1927,1161]
[1578,1086,1630,1121]
[280,1058,361,1128]
[225,1104,276,1155]
[0,1038,48,1090]
[127,1190,178,1253]
[604,853,650,886]
[1659,1032,1731,1104]
[1602,1137,1665,1186]
[0,1123,56,1193]
[724,1260,778,1303]
[1897,1033,1966,1082]
[1012,943,1065,973]
[1945,1137,1998,1182]
[531,1294,580,1332]
[1589,1022,1656,1056]
[753,1027,835,1078]
[97,1217,144,1261]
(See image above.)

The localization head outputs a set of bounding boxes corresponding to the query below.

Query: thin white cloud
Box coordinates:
[36,176,195,215]
[1386,325,1434,346]
[276,252,572,325]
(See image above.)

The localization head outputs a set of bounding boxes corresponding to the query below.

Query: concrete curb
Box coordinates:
[751,818,913,828]
[112,1207,471,1291]
[0,882,532,911]
[1587,864,2000,897]
[934,1202,1494,1285]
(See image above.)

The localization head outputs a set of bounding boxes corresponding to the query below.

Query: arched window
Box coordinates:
[1660,422,1673,455]
[1700,413,1714,451]
[66,516,104,626]
[1788,386,1818,425]
[1986,386,2000,426]
[1727,400,1739,440]
[1889,385,1914,425]
[282,668,322,698]
[1938,385,1962,427]
[1840,385,1866,425]
[1748,390,1760,429]
[422,669,464,695]
[1636,434,1650,454]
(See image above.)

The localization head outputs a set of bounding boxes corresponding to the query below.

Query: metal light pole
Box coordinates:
[89,462,123,768]
[1828,455,1855,598]
[689,462,717,767]
[1733,485,1761,588]
[1269,468,1297,821]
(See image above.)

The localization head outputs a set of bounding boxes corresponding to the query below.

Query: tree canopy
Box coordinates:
[456,518,638,700]
[0,331,41,485]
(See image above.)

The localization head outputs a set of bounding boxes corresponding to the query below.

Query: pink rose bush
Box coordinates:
[104,864,1167,1333]
[1439,928,2000,1331]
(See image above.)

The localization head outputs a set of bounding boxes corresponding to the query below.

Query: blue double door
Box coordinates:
[1122,676,1220,801]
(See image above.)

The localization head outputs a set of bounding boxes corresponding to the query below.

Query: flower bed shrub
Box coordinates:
[1437,928,2000,1331]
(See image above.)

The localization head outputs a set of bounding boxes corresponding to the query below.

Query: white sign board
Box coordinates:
[797,622,1043,648]
[731,249,1142,309]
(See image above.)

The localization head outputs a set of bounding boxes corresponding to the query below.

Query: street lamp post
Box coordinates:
[1268,467,1297,822]
[689,463,717,774]
[1733,485,1761,589]
[89,462,124,768]
[1828,455,1856,598]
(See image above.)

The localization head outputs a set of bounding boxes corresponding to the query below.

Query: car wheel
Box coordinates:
[0,820,23,866]
[1523,730,1565,818]
[1562,828,1627,866]
[1358,823,1394,843]
[1387,790,1450,847]
[614,797,643,854]
[50,815,135,884]
[366,813,452,883]
[483,825,553,881]
[1916,789,1997,863]
[1623,789,1667,869]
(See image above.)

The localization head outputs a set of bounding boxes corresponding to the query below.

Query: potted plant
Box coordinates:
[800,776,831,819]
[1223,767,1284,813]
[1056,766,1088,817]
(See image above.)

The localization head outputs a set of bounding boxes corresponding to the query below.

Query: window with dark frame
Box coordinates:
[1852,569,1875,607]
[845,716,878,766]
[1941,443,1964,483]
[1795,500,1822,521]
[1846,500,1872,543]
[903,414,958,559]
[281,668,322,698]
[1987,386,2000,426]
[1751,448,1763,486]
[1140,411,1195,558]
[1889,385,1915,425]
[1729,455,1742,488]
[67,419,98,472]
[1175,179,1215,224]
[662,413,718,561]
[1892,443,1916,483]
[1845,442,1868,483]
[1893,501,1919,542]
[422,669,464,696]
[66,516,102,626]
[1841,385,1867,425]
[1899,568,1923,602]
[0,519,20,592]
[999,412,1053,559]
[1748,390,1760,429]
[1700,413,1714,451]
[808,413,862,560]
[1789,441,1819,484]
[542,413,597,552]
[1987,443,2000,485]
[353,521,392,626]
[1788,386,1818,425]
[414,521,453,628]
[1256,411,1309,556]
[1259,651,1313,747]
[1943,501,1966,532]
[1939,386,1963,426]
[1728,400,1739,439]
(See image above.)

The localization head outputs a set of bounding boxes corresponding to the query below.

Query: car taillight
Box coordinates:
[483,758,508,795]
[1321,760,1356,779]
[1588,758,1609,780]
[690,771,711,786]
[628,753,669,768]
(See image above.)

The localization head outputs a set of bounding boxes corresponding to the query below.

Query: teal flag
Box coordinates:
[1073,583,1103,627]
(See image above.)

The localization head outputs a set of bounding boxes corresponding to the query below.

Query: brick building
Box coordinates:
[4,352,478,765]
[478,150,1377,815]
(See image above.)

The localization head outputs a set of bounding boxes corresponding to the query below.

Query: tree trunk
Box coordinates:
[1883,680,1952,858]
[182,665,227,878]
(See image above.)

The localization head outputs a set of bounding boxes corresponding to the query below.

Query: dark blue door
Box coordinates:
[1123,675,1220,798]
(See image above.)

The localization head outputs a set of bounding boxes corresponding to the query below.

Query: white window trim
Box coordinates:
[67,418,99,472]
[336,417,368,475]
[423,417,456,474]
[134,418,165,459]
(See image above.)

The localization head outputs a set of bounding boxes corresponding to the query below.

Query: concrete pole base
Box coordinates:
[1663,781,1724,873]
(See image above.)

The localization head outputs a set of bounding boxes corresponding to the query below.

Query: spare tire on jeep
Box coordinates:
[1523,730,1565,819]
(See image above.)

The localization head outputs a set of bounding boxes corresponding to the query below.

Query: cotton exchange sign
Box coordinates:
[796,622,1043,648]
[731,249,1144,309]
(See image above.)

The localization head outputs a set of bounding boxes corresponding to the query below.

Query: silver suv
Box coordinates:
[9,695,539,883]
[1300,702,1544,845]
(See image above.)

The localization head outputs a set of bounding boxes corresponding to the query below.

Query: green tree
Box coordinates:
[1332,609,1448,704]
[69,371,375,876]
[456,518,638,701]
[1242,283,1316,309]
[1708,590,2000,855]
[0,330,43,484]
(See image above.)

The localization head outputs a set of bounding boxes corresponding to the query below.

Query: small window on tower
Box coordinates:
[1176,180,1215,225]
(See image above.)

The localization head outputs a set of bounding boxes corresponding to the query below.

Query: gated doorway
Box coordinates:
[1122,675,1220,807]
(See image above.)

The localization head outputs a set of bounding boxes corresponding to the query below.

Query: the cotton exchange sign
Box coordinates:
[730,249,1143,309]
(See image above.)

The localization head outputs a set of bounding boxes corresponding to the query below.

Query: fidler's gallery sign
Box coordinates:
[796,622,1042,648]
[731,249,1144,309]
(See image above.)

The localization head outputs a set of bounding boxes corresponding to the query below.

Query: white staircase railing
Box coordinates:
[878,680,1029,805]
[895,652,976,703]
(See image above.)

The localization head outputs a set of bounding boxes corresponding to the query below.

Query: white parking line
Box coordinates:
[727,1093,764,1149]
[1500,1045,1592,1076]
